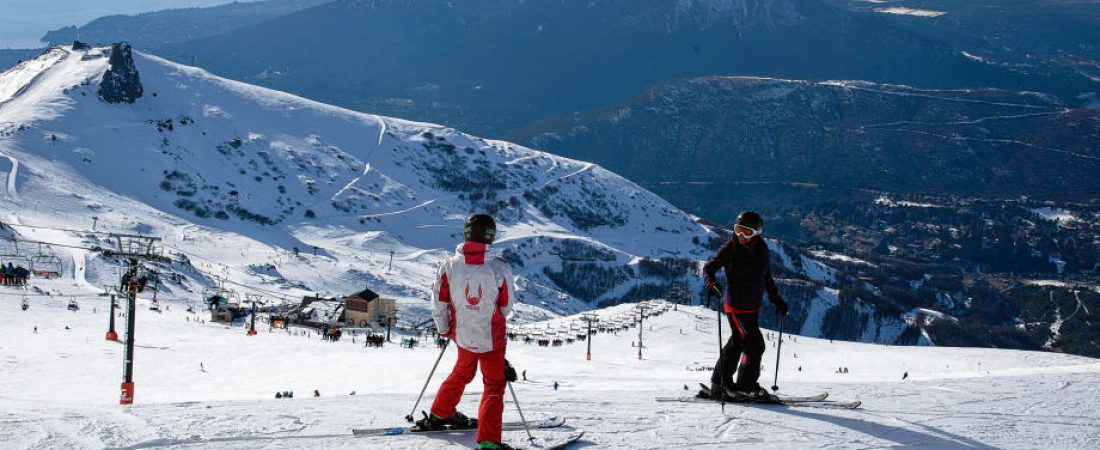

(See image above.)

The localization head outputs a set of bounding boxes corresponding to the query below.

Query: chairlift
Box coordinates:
[21,297,29,311]
[202,286,231,308]
[31,253,63,279]
[67,298,79,311]
[148,274,162,312]
[0,253,32,282]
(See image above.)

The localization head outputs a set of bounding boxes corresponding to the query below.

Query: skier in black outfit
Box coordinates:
[702,211,789,401]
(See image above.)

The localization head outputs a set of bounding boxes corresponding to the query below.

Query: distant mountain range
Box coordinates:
[512,76,1100,216]
[825,0,1100,103]
[9,0,1096,139]
[146,0,1084,137]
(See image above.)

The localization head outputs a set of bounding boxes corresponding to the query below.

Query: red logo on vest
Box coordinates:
[465,283,483,306]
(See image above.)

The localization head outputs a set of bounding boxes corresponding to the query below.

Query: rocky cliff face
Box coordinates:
[98,43,143,104]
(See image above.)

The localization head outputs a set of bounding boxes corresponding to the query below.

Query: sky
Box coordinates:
[0,0,253,49]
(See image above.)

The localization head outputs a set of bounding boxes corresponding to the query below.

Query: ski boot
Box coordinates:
[729,385,778,403]
[415,411,478,431]
[698,382,735,401]
[477,441,517,450]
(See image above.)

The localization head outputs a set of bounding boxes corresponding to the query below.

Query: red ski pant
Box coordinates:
[431,346,506,443]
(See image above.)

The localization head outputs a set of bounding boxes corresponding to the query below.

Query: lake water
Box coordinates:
[0,0,250,49]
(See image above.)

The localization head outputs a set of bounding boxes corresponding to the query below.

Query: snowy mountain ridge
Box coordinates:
[0,44,713,319]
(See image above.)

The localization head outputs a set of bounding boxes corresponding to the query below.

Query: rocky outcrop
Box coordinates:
[98,43,143,104]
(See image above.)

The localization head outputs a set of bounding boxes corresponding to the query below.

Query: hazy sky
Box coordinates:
[0,0,256,49]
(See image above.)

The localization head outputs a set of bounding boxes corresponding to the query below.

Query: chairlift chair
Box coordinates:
[31,253,63,279]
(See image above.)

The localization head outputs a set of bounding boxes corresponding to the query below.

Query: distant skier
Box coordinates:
[903,371,908,380]
[553,381,559,391]
[276,392,282,399]
[416,213,516,450]
[314,390,320,397]
[522,370,526,381]
[701,211,789,401]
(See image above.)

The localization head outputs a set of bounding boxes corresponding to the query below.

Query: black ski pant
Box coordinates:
[711,311,765,391]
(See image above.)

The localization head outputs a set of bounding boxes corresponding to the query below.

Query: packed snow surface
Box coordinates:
[2,280,1098,449]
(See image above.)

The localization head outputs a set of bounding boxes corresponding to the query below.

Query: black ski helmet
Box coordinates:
[735,211,764,232]
[463,213,496,244]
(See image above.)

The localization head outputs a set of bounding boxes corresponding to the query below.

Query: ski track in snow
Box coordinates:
[0,140,21,201]
[823,82,1058,110]
[860,109,1069,130]
[542,162,594,188]
[356,198,437,219]
[872,127,1100,162]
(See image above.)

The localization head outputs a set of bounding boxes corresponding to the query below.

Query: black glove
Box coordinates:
[505,359,518,382]
[705,279,720,295]
[774,297,789,317]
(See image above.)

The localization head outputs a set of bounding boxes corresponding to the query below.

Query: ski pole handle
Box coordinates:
[406,339,450,422]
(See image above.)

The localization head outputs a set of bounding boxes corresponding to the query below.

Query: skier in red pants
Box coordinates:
[417,213,516,450]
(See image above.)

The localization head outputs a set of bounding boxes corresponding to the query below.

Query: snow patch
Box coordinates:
[874,195,942,208]
[874,7,946,17]
[809,249,877,267]
[202,104,230,118]
[961,51,986,63]
[1031,207,1080,225]
[800,254,838,284]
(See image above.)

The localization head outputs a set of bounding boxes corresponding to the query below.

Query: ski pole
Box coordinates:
[711,286,725,412]
[406,338,450,423]
[771,316,785,392]
[507,382,535,442]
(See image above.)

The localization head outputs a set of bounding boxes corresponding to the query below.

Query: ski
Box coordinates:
[352,416,566,437]
[658,395,861,409]
[510,430,584,450]
[697,383,829,403]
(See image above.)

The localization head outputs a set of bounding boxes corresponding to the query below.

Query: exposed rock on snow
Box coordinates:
[98,43,143,104]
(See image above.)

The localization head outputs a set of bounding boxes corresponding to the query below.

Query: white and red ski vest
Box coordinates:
[432,242,514,353]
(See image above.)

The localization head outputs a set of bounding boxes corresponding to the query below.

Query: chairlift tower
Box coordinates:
[106,292,119,341]
[245,293,261,336]
[104,233,170,406]
[581,313,599,361]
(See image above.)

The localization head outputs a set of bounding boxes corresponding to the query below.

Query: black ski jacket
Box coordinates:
[702,237,782,312]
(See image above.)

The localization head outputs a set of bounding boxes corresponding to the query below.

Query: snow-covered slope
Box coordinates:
[0,44,712,318]
[2,286,1098,449]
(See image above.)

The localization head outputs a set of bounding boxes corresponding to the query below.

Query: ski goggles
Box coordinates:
[734,224,762,239]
